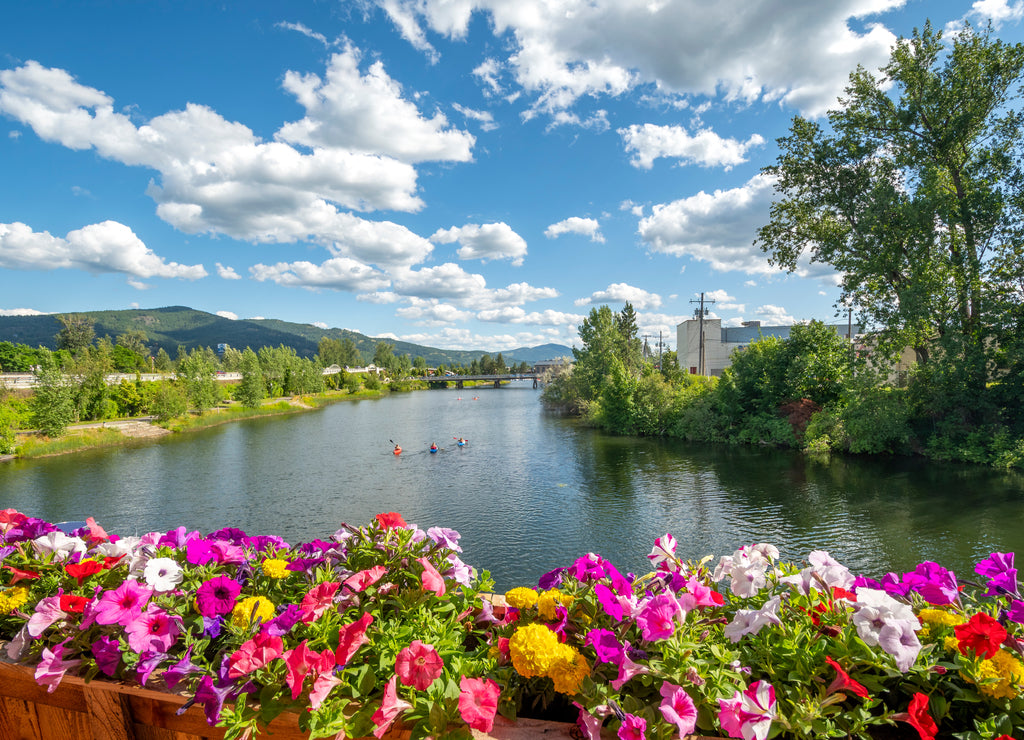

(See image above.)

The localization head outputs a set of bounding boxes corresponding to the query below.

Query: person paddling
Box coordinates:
[393,443,402,455]
[429,442,438,453]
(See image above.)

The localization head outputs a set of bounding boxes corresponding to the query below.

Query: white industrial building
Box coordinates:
[675,318,859,376]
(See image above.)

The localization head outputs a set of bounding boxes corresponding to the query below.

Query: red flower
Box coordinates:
[375,512,407,529]
[65,559,104,585]
[344,566,388,593]
[825,656,869,698]
[59,594,89,613]
[955,612,1007,659]
[894,693,937,740]
[458,676,500,733]
[336,612,374,667]
[3,565,40,584]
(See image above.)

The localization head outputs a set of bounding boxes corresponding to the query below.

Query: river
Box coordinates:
[2,384,1023,590]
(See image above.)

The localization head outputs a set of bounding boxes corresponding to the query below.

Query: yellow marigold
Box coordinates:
[918,608,966,630]
[505,587,539,610]
[981,650,1024,699]
[231,595,276,628]
[0,586,30,614]
[549,644,590,695]
[262,558,290,579]
[537,589,573,621]
[943,635,960,653]
[509,623,562,678]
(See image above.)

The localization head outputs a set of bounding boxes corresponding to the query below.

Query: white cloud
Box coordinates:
[392,263,488,300]
[638,173,781,274]
[276,46,474,164]
[0,308,47,316]
[249,257,391,292]
[312,321,329,329]
[397,326,575,352]
[216,263,241,280]
[477,306,584,326]
[216,310,239,320]
[358,291,401,304]
[964,0,1024,27]
[276,21,332,47]
[574,282,662,310]
[395,297,473,325]
[430,222,528,265]
[0,220,206,280]
[544,216,604,243]
[380,0,904,119]
[755,304,797,325]
[452,102,498,131]
[619,124,765,170]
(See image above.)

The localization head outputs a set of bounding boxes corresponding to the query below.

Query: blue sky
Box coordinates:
[2,0,1022,353]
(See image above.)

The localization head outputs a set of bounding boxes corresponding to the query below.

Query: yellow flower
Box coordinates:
[509,623,562,678]
[231,595,276,628]
[505,587,539,610]
[0,586,30,614]
[261,558,290,579]
[918,608,965,630]
[537,589,573,621]
[943,635,960,653]
[549,645,590,695]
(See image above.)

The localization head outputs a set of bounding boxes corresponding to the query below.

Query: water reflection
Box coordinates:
[1,389,1022,590]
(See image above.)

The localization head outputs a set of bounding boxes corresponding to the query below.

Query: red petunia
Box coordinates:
[894,693,937,740]
[954,612,1007,660]
[375,512,407,530]
[59,594,89,613]
[65,559,104,585]
[825,656,869,698]
[3,565,40,584]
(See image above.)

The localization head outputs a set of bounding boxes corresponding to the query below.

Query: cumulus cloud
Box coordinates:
[477,306,584,326]
[216,310,239,320]
[0,308,47,316]
[755,304,797,325]
[249,257,391,292]
[397,326,575,352]
[574,282,662,310]
[430,222,528,265]
[276,46,475,163]
[395,297,473,325]
[638,173,780,274]
[962,0,1024,27]
[377,0,904,119]
[0,220,206,280]
[216,263,241,280]
[0,60,453,270]
[544,216,604,243]
[312,321,329,329]
[619,124,765,170]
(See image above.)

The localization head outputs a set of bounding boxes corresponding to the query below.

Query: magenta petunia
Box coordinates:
[195,575,242,617]
[617,713,646,740]
[125,607,180,654]
[637,593,680,641]
[93,580,152,627]
[659,682,697,737]
[585,628,625,665]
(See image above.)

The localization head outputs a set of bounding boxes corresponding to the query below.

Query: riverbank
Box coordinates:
[2,387,391,462]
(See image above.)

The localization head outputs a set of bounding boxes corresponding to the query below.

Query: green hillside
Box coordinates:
[0,307,572,367]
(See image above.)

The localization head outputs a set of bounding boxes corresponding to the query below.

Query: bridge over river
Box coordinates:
[416,372,543,388]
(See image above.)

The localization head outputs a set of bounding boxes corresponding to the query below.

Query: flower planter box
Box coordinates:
[0,662,587,740]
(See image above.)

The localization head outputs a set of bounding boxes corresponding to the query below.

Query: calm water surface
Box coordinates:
[2,385,1023,590]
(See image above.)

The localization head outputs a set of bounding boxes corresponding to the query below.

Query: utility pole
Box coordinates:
[658,330,663,370]
[689,292,715,375]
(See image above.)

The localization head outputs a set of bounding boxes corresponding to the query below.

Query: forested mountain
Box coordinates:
[0,306,571,367]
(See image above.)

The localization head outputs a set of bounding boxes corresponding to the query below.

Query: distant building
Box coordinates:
[675,319,860,376]
[216,343,229,356]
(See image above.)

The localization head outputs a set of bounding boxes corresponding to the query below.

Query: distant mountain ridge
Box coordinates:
[0,306,573,367]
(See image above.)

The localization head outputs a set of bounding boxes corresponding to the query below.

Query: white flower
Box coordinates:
[31,532,87,561]
[724,596,782,642]
[143,557,183,592]
[714,546,775,598]
[781,550,855,595]
[877,619,922,672]
[94,536,142,559]
[852,589,919,647]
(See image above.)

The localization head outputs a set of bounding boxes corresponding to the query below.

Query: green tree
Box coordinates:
[178,349,219,414]
[318,337,361,368]
[54,314,95,355]
[31,349,76,436]
[154,347,173,372]
[115,330,149,357]
[571,305,623,403]
[615,302,643,376]
[236,348,265,409]
[757,22,1024,401]
[112,379,144,417]
[373,341,395,373]
[74,339,115,421]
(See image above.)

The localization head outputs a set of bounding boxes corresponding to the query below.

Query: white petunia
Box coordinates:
[142,557,184,592]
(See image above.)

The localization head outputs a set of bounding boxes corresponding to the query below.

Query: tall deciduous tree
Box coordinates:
[31,349,76,436]
[54,314,95,355]
[236,348,265,409]
[756,22,1024,397]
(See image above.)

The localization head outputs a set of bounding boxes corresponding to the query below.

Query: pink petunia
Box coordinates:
[458,676,500,733]
[611,643,649,690]
[618,713,646,740]
[659,683,697,737]
[343,566,388,593]
[417,557,446,597]
[283,640,336,700]
[27,595,68,638]
[336,612,374,666]
[300,581,340,623]
[585,628,625,665]
[35,639,81,693]
[93,580,152,627]
[648,533,680,573]
[717,680,776,740]
[636,593,681,641]
[371,675,412,738]
[228,631,285,679]
[395,640,443,690]
[125,607,180,654]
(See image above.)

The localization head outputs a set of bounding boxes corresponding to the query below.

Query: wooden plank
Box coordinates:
[84,682,137,740]
[0,695,42,740]
[33,703,91,740]
[0,662,88,713]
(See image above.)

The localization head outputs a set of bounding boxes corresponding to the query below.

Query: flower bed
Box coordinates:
[0,510,1023,740]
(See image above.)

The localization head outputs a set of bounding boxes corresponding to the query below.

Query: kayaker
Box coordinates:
[393,444,402,455]
[430,443,438,453]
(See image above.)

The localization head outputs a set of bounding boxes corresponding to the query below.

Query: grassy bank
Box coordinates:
[15,428,134,459]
